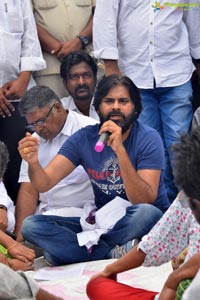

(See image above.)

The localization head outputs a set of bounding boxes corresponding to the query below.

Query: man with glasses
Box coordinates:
[24,102,55,132]
[14,85,97,242]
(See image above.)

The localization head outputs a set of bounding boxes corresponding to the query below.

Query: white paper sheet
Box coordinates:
[34,263,86,281]
[77,197,131,249]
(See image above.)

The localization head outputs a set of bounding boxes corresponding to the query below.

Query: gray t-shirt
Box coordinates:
[0,263,39,299]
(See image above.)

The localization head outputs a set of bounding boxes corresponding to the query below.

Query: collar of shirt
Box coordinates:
[61,96,99,120]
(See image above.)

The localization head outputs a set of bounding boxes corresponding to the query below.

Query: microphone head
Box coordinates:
[94,131,110,152]
[94,141,105,152]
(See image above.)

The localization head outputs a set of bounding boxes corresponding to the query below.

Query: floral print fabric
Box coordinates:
[139,191,200,267]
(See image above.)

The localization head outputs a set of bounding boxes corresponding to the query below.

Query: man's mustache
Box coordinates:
[108,111,125,119]
[75,84,89,92]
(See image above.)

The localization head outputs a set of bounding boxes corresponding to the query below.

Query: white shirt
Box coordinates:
[61,96,99,121]
[19,111,98,215]
[0,181,15,231]
[0,0,46,99]
[93,0,200,88]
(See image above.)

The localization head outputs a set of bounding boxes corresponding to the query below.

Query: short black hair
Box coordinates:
[60,50,98,80]
[172,126,200,200]
[93,74,142,119]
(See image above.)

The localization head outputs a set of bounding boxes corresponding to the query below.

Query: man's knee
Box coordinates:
[87,277,112,300]
[21,215,39,239]
[126,203,163,220]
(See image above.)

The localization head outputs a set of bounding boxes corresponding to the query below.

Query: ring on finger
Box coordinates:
[23,147,29,154]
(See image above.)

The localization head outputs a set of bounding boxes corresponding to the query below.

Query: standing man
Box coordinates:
[60,50,99,120]
[31,0,95,98]
[18,75,169,265]
[93,0,200,202]
[0,0,46,204]
[14,86,97,241]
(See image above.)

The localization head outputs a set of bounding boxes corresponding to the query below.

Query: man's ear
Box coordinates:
[54,101,63,111]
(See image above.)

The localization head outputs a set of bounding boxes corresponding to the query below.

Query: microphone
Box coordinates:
[94,132,110,152]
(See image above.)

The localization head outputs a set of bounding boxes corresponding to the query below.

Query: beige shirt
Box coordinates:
[31,0,95,76]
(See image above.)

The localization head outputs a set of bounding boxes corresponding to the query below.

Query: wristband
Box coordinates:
[77,35,89,49]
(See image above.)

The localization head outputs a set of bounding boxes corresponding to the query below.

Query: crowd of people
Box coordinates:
[0,1,200,299]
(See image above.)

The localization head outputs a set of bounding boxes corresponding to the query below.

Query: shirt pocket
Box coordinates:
[75,0,93,7]
[32,0,58,9]
[6,7,23,33]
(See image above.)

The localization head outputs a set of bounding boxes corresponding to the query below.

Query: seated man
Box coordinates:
[0,141,15,232]
[86,126,200,300]
[0,141,35,271]
[14,86,97,241]
[18,75,170,266]
[60,50,99,120]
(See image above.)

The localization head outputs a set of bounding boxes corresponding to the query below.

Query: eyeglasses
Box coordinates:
[25,103,55,132]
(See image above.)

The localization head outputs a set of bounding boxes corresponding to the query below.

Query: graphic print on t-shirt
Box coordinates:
[87,156,125,196]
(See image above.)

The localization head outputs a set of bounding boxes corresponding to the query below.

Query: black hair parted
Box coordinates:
[60,50,98,80]
[172,126,200,200]
[93,74,142,119]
